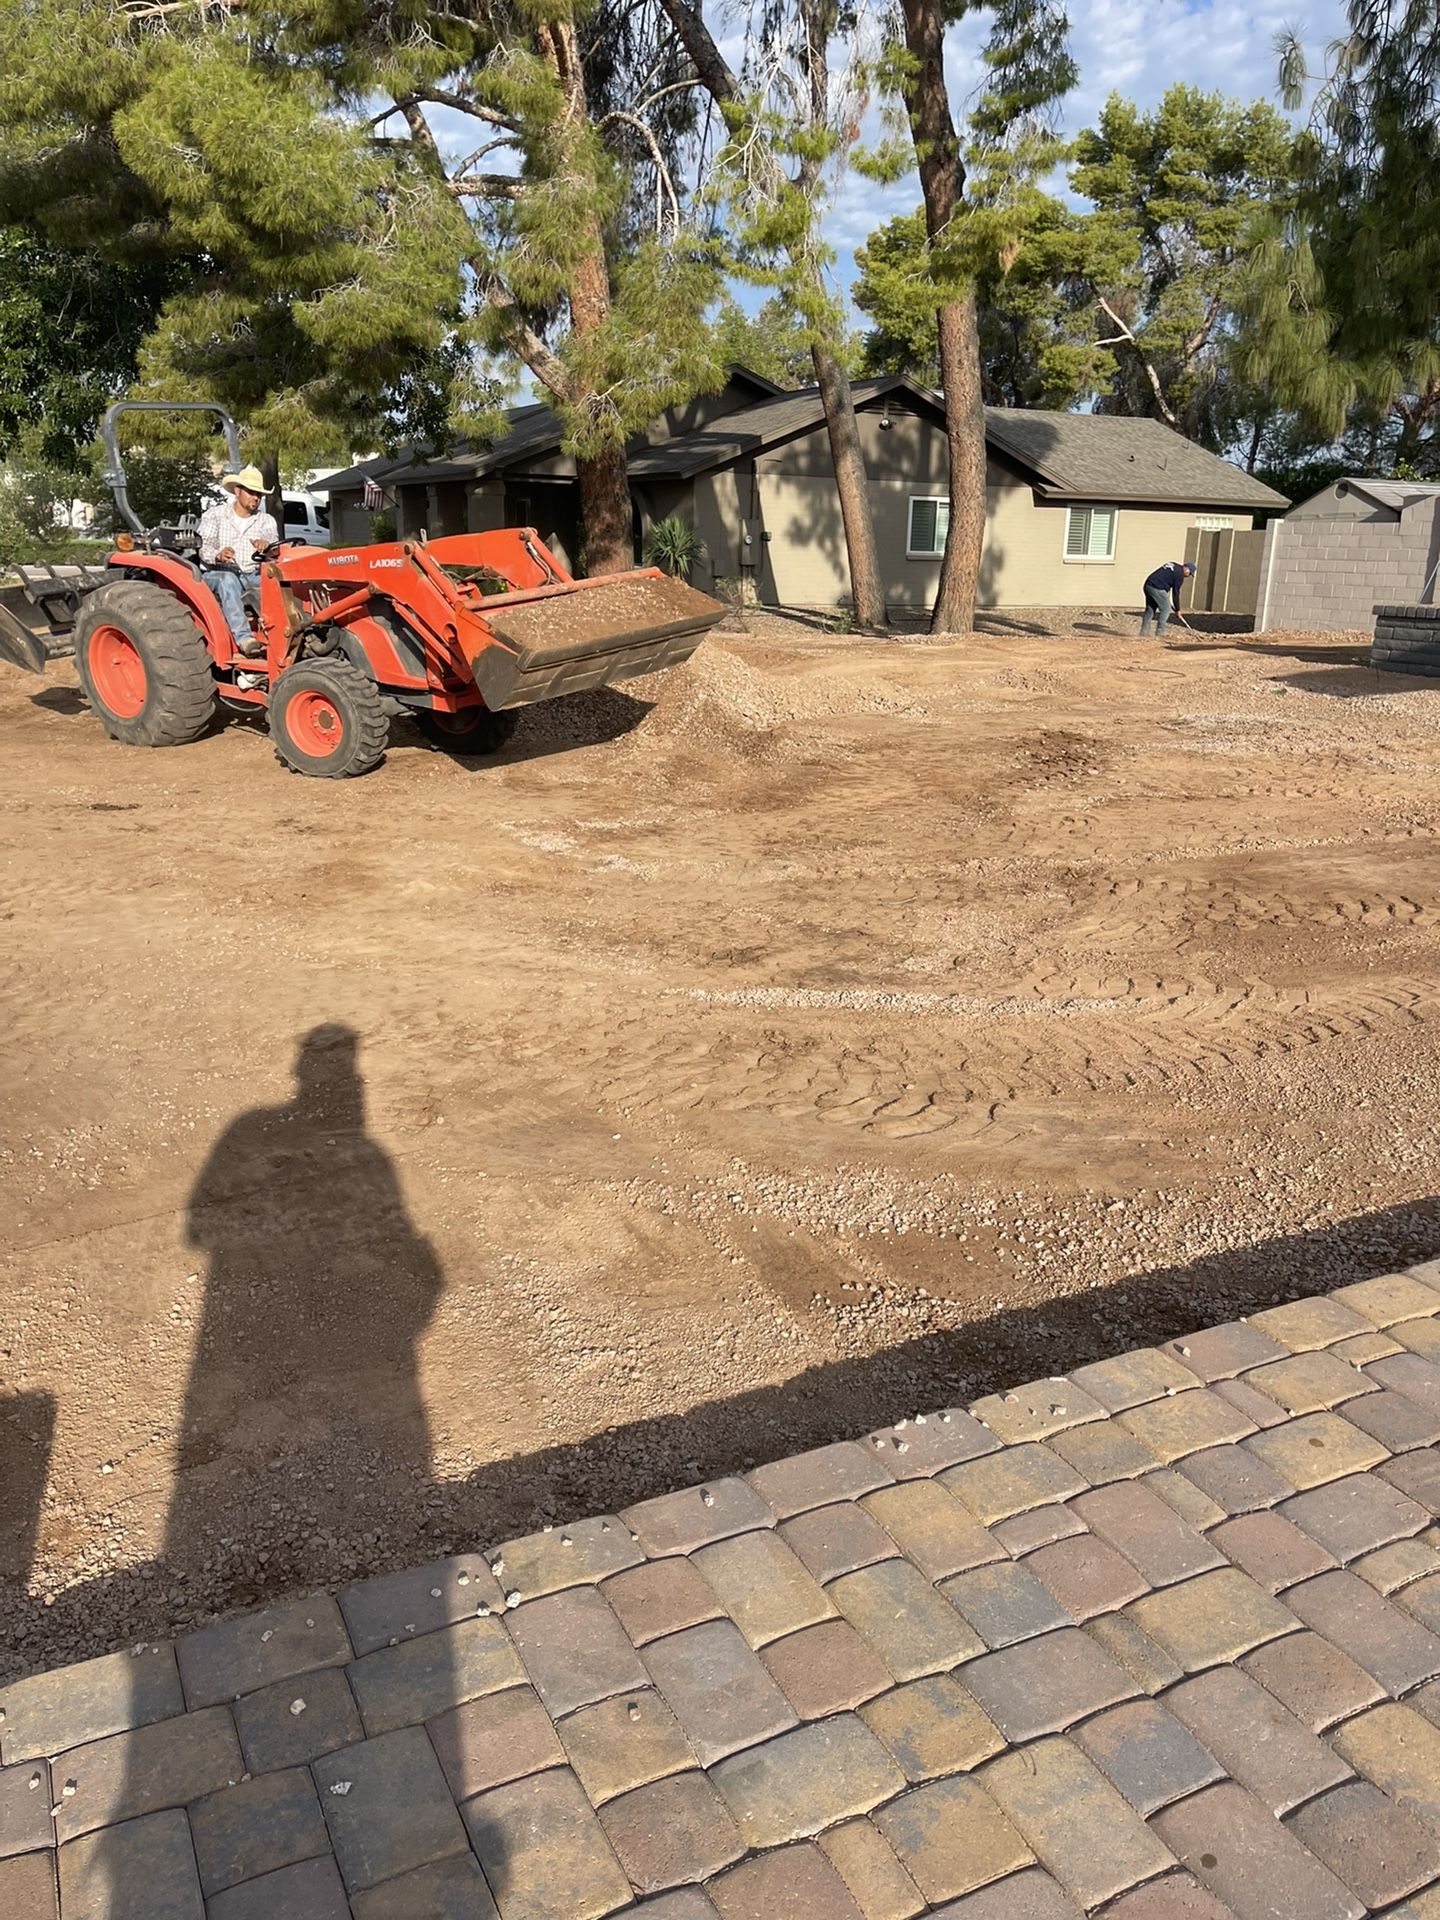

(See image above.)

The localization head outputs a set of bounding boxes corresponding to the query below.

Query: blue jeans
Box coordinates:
[1140,584,1173,635]
[204,568,259,647]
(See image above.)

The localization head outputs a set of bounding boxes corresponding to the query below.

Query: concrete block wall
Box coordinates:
[1259,505,1440,631]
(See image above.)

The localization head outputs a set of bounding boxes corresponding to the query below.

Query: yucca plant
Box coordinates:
[646,515,705,579]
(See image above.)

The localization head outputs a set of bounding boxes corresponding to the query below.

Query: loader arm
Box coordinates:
[267,530,726,713]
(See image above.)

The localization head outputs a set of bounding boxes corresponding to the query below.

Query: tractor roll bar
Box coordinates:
[100,402,244,535]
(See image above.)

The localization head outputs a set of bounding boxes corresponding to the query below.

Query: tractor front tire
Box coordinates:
[74,581,216,747]
[270,659,388,778]
[413,704,519,755]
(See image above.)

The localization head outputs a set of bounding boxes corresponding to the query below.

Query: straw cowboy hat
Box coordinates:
[220,466,268,494]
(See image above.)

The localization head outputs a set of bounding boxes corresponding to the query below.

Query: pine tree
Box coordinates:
[867,0,1077,633]
[655,0,889,627]
[0,0,726,569]
[1072,88,1295,446]
[856,82,1298,467]
[854,201,1111,408]
[1242,0,1440,470]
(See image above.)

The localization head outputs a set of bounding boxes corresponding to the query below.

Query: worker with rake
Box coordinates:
[1140,558,1197,636]
[198,464,278,656]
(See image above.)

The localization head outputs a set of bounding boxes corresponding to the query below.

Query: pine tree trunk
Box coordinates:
[575,441,634,575]
[812,341,886,627]
[260,455,284,541]
[651,0,886,629]
[934,294,987,631]
[536,13,636,577]
[897,0,987,635]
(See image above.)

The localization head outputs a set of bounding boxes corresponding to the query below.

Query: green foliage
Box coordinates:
[0,228,191,467]
[854,215,942,384]
[0,0,725,496]
[117,450,217,531]
[645,514,704,577]
[1242,0,1440,465]
[855,200,1111,408]
[856,81,1301,452]
[1069,87,1295,444]
[712,298,816,388]
[0,430,89,564]
[559,240,728,458]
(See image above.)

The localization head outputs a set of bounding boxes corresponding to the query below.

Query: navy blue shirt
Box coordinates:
[1145,562,1188,605]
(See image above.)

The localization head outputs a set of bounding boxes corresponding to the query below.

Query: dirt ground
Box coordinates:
[7,606,1440,1678]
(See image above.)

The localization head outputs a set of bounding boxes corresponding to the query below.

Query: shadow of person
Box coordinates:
[166,1022,444,1605]
[0,1389,55,1590]
[83,1026,473,1916]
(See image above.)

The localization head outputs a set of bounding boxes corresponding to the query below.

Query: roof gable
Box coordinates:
[628,376,940,479]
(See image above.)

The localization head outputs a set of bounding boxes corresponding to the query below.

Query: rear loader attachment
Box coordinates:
[467,569,726,709]
[0,561,119,674]
[0,589,50,675]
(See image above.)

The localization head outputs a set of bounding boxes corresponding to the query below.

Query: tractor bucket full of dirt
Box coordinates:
[468,570,726,709]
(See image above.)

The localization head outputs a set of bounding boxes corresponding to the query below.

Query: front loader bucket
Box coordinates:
[0,594,47,675]
[469,570,726,710]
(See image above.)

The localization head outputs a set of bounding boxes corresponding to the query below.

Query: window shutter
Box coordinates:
[1089,506,1115,557]
[1066,508,1090,556]
[910,499,937,552]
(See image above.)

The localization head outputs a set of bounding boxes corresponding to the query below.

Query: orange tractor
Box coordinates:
[0,402,724,776]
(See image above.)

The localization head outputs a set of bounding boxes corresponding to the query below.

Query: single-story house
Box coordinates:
[1256,477,1440,632]
[320,372,1287,614]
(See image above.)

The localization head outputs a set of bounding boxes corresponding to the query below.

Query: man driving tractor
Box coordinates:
[198,465,277,656]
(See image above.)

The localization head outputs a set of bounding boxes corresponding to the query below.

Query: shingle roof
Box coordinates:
[320,371,788,494]
[981,408,1287,509]
[320,406,564,493]
[310,453,409,494]
[319,378,1287,512]
[1335,478,1440,514]
[627,381,901,478]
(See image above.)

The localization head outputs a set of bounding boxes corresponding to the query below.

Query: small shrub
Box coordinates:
[646,515,705,579]
[711,572,749,630]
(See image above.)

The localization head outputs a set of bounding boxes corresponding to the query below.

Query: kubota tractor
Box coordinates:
[0,402,725,777]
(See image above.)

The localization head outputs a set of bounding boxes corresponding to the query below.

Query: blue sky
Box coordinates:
[819,0,1353,306]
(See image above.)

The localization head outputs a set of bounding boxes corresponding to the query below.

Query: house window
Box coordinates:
[1064,504,1117,561]
[1192,515,1233,532]
[908,496,949,557]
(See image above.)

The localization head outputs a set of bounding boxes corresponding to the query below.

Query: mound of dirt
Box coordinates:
[619,642,927,757]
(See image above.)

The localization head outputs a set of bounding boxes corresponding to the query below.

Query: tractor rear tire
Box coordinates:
[270,658,388,778]
[74,581,216,747]
[413,704,519,755]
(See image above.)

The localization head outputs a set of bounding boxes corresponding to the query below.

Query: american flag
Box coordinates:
[362,475,385,510]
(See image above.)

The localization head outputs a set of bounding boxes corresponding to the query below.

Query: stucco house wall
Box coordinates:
[743,408,1214,612]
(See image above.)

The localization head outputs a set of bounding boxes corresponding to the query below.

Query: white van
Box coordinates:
[282,493,330,546]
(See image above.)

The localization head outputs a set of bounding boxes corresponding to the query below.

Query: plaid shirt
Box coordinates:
[197,498,279,572]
